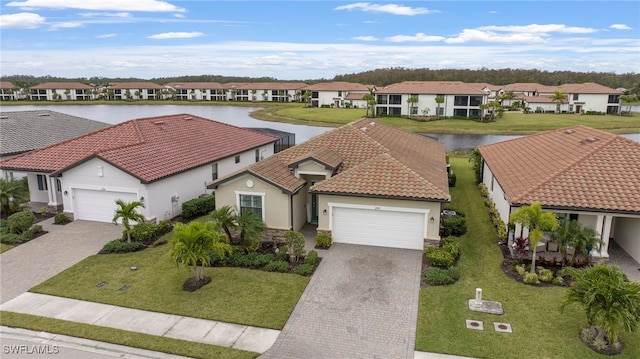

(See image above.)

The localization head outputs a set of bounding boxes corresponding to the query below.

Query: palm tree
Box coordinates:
[210,205,238,243]
[112,199,145,243]
[498,90,516,107]
[237,210,266,245]
[550,91,567,113]
[560,264,640,349]
[509,202,559,273]
[478,103,489,122]
[170,220,232,282]
[0,179,27,217]
[251,89,257,101]
[487,101,501,121]
[435,96,445,119]
[406,95,419,118]
[362,93,374,117]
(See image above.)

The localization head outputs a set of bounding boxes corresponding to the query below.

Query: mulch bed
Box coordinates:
[183,276,212,292]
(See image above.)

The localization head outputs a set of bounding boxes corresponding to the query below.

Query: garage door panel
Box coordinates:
[74,189,137,222]
[332,206,425,250]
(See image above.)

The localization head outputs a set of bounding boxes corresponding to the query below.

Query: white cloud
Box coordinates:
[352,35,378,41]
[7,0,185,12]
[79,12,132,18]
[174,13,185,18]
[49,21,84,30]
[363,20,379,24]
[97,33,117,38]
[445,29,546,43]
[0,12,46,29]
[385,32,445,42]
[148,31,203,39]
[477,24,597,34]
[334,2,436,16]
[610,24,631,30]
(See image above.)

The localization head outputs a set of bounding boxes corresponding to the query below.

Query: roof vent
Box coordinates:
[153,121,165,125]
[184,117,193,120]
[564,129,575,134]
[361,127,367,132]
[585,137,599,143]
[369,122,375,126]
[38,113,50,116]
[0,116,8,119]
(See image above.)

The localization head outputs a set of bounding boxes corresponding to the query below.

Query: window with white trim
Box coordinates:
[255,149,260,162]
[211,163,218,180]
[235,155,240,164]
[37,175,48,191]
[239,194,262,218]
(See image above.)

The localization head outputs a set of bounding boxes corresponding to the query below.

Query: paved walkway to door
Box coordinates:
[259,243,423,359]
[0,218,122,304]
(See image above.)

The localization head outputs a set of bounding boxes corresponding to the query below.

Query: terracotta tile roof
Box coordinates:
[345,92,367,100]
[479,126,640,214]
[0,114,278,183]
[522,95,557,104]
[375,81,485,95]
[558,82,622,94]
[30,82,93,89]
[0,110,109,156]
[210,119,450,202]
[235,82,307,90]
[108,82,163,89]
[501,83,544,92]
[164,82,224,89]
[0,82,17,89]
[288,146,343,171]
[302,82,371,92]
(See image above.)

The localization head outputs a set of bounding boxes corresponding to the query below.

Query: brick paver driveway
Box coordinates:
[260,243,423,359]
[1,219,122,304]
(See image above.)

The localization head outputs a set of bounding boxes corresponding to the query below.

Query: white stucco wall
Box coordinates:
[482,162,510,226]
[568,93,613,113]
[612,216,640,263]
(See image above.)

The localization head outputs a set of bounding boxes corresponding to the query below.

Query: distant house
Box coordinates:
[0,82,19,101]
[106,82,165,100]
[478,126,640,263]
[163,82,226,101]
[0,110,109,180]
[302,82,371,108]
[374,81,488,118]
[522,95,562,113]
[209,119,450,250]
[29,82,94,101]
[0,114,278,222]
[555,83,622,115]
[233,82,307,102]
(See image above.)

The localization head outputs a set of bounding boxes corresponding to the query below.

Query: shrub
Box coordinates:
[423,266,460,285]
[129,221,173,245]
[0,219,8,234]
[448,172,457,187]
[53,213,70,224]
[442,237,460,257]
[100,239,145,254]
[242,252,275,267]
[275,247,289,261]
[441,215,467,237]
[552,277,564,286]
[538,268,554,282]
[264,260,290,273]
[23,224,44,239]
[514,264,526,276]
[523,272,540,285]
[304,250,318,265]
[181,195,215,219]
[294,263,314,276]
[315,233,332,248]
[0,233,27,244]
[284,230,306,262]
[425,247,455,268]
[8,211,36,234]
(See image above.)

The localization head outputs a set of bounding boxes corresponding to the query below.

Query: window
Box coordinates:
[410,106,418,115]
[37,175,48,191]
[56,179,61,192]
[569,213,579,221]
[453,108,468,117]
[437,107,444,116]
[235,155,240,164]
[469,96,483,106]
[454,96,468,106]
[337,91,342,97]
[255,149,260,162]
[389,95,402,105]
[239,194,262,218]
[573,94,579,101]
[608,95,620,103]
[211,163,218,180]
[376,94,388,104]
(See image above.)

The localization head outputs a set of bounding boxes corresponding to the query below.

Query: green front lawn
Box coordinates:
[29,243,309,330]
[0,243,14,253]
[415,156,640,358]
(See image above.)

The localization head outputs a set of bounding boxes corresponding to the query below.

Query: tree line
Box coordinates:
[2,67,639,91]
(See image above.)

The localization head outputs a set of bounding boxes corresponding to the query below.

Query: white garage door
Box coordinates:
[74,189,137,222]
[332,206,426,250]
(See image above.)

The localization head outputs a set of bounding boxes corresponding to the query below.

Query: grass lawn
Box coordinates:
[0,243,14,253]
[415,156,640,359]
[28,243,309,330]
[0,312,256,359]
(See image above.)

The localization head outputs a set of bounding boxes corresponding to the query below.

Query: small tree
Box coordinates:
[560,264,640,352]
[407,95,419,118]
[435,96,445,119]
[170,221,231,283]
[550,91,567,113]
[0,179,27,217]
[237,210,266,249]
[510,202,558,273]
[112,199,145,243]
[210,205,238,243]
[284,230,306,263]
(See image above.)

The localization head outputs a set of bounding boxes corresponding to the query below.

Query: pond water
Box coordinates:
[1,104,638,151]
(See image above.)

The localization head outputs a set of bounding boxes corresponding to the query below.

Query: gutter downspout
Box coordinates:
[290,194,294,230]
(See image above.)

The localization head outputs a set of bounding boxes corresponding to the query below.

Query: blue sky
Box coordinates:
[1,0,639,80]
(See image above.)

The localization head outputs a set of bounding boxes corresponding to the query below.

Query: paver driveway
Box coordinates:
[0,219,122,304]
[260,243,423,359]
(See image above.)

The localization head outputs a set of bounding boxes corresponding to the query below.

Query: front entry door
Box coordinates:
[311,182,318,224]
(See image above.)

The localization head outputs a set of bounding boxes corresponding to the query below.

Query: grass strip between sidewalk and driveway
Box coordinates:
[0,312,257,359]
[28,242,309,330]
[415,156,640,359]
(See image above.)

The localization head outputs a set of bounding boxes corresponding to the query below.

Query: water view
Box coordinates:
[1,104,638,151]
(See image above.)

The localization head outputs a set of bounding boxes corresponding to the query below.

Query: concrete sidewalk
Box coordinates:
[0,292,280,354]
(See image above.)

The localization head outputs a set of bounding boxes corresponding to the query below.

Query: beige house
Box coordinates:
[209,119,450,250]
[29,82,94,101]
[106,82,165,100]
[479,126,640,263]
[164,82,227,101]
